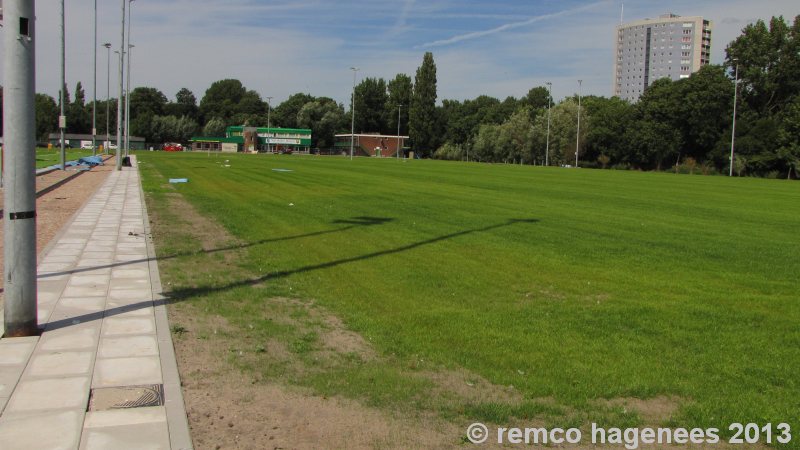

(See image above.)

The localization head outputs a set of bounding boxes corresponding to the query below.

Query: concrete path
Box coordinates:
[0,157,192,449]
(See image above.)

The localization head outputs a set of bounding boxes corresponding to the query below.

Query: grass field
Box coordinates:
[34,148,103,168]
[139,152,799,445]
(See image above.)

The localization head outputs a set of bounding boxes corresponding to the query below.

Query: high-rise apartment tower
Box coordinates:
[613,13,712,102]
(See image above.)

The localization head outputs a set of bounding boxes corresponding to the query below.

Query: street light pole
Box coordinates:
[3,0,39,337]
[350,67,359,160]
[729,61,739,177]
[92,0,97,156]
[125,44,134,157]
[545,82,552,167]
[124,0,134,158]
[116,0,126,171]
[576,79,582,168]
[104,43,111,154]
[397,104,403,160]
[266,96,273,153]
[60,0,66,170]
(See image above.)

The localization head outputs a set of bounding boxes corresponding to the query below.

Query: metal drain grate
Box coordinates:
[88,384,164,411]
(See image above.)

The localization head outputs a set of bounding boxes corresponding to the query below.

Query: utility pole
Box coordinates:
[116,0,125,170]
[59,0,66,170]
[545,82,552,166]
[397,104,403,160]
[266,96,273,153]
[729,61,739,177]
[104,43,112,154]
[576,79,582,168]
[92,0,97,156]
[124,0,134,157]
[3,0,39,337]
[350,67,359,160]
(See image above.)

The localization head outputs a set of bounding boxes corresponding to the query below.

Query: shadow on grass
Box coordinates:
[37,216,395,279]
[165,218,539,301]
[41,218,538,330]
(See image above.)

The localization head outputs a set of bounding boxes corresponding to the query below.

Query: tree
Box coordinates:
[67,82,90,134]
[498,107,534,163]
[203,117,226,137]
[35,94,59,141]
[584,96,636,164]
[530,98,585,166]
[297,98,345,148]
[679,65,735,161]
[387,74,413,137]
[353,77,388,134]
[410,52,438,156]
[130,87,168,118]
[199,79,247,124]
[165,88,199,120]
[273,93,315,129]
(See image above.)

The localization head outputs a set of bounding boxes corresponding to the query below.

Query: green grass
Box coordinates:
[34,147,102,168]
[138,152,799,445]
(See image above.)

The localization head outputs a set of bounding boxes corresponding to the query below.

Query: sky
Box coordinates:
[1,0,797,108]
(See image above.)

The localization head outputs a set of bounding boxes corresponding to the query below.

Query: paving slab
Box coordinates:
[0,157,193,449]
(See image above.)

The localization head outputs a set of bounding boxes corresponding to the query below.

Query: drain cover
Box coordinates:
[88,384,164,411]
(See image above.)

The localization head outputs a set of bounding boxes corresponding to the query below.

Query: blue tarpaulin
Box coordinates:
[78,156,104,166]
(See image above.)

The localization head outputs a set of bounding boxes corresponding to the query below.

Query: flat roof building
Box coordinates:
[613,13,712,102]
[190,126,312,153]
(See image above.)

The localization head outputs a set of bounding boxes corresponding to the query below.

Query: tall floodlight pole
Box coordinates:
[266,96,273,153]
[104,43,112,154]
[397,104,403,160]
[59,0,66,170]
[92,0,98,155]
[575,79,582,168]
[545,82,552,166]
[125,44,134,157]
[3,0,39,337]
[729,60,739,177]
[116,0,126,170]
[350,67,359,160]
[124,0,134,157]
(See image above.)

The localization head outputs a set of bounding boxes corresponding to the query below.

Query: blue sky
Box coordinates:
[1,0,797,108]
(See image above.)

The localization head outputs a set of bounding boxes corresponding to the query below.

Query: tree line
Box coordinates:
[2,14,796,177]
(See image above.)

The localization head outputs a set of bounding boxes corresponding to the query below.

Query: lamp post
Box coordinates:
[575,79,582,168]
[104,43,112,154]
[125,44,134,157]
[60,0,66,170]
[124,0,134,157]
[397,104,403,160]
[545,82,552,166]
[92,0,98,156]
[350,67,359,160]
[116,0,126,170]
[729,60,739,177]
[266,96,273,153]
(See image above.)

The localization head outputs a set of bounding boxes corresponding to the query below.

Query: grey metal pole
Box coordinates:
[125,0,134,157]
[125,44,133,157]
[104,43,111,154]
[266,96,273,153]
[3,0,39,337]
[59,0,66,170]
[92,0,97,156]
[350,67,358,160]
[545,82,552,166]
[575,79,582,168]
[116,0,125,170]
[729,63,739,177]
[397,104,402,159]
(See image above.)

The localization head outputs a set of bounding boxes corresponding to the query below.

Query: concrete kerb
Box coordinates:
[135,156,194,450]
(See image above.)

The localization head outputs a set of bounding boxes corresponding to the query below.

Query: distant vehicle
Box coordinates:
[104,141,118,150]
[80,140,94,149]
[163,143,183,152]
